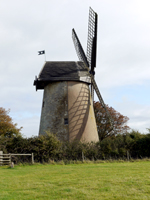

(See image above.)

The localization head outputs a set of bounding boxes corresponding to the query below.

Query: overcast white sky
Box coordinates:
[0,0,150,137]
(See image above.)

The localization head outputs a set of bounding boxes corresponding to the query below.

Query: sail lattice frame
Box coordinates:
[72,29,89,67]
[87,7,98,71]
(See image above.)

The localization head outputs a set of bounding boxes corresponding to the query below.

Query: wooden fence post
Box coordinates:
[9,154,12,165]
[82,151,84,162]
[32,153,34,164]
[0,151,3,166]
[127,150,129,161]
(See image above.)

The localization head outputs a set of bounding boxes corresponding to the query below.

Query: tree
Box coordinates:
[147,128,150,134]
[94,101,130,141]
[0,107,22,137]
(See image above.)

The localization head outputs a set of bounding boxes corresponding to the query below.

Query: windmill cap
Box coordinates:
[33,61,91,90]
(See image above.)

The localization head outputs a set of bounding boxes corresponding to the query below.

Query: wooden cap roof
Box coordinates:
[34,61,91,90]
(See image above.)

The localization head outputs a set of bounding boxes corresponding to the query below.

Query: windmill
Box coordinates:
[34,7,114,142]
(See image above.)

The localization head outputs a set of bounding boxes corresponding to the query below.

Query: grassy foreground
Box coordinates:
[0,161,150,200]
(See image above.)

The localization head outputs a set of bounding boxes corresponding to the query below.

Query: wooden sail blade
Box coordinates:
[72,29,89,68]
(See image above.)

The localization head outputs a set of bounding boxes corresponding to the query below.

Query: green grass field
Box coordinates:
[0,161,150,200]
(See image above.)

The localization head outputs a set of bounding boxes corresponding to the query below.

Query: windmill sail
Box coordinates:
[72,29,89,68]
[90,76,114,128]
[86,7,98,100]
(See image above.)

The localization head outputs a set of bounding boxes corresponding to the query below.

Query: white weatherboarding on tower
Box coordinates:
[34,7,114,142]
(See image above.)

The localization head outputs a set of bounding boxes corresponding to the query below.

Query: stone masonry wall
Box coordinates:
[39,81,68,141]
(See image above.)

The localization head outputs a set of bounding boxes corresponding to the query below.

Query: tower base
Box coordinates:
[39,81,99,143]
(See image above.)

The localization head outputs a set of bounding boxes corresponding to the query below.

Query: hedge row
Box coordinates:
[0,131,150,163]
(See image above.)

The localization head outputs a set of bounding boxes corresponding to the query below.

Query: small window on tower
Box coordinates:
[42,101,45,108]
[64,118,68,125]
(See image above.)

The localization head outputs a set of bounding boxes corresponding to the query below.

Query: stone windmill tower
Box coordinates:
[34,7,114,142]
